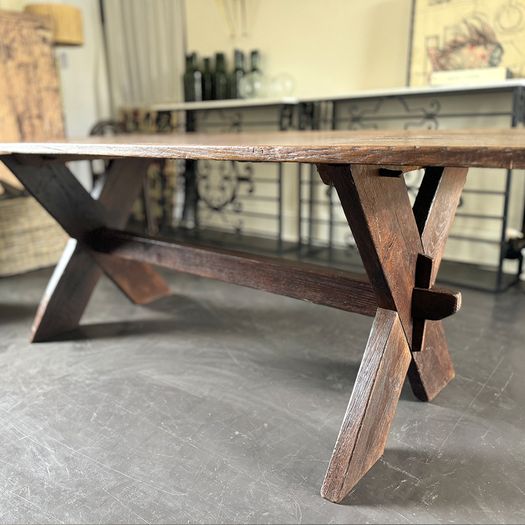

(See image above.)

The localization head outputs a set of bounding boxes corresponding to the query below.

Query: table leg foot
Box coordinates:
[31,240,102,342]
[94,253,171,305]
[321,308,411,503]
[31,241,171,342]
[408,320,454,401]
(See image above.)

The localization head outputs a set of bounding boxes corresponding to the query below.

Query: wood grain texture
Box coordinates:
[411,254,433,356]
[317,164,422,348]
[321,308,412,503]
[29,238,103,341]
[89,228,378,317]
[419,167,468,283]
[6,158,170,341]
[3,158,108,240]
[0,10,64,190]
[91,159,171,305]
[412,167,444,236]
[412,287,461,321]
[93,253,170,305]
[0,11,64,142]
[1,128,525,168]
[408,167,467,401]
[408,321,455,402]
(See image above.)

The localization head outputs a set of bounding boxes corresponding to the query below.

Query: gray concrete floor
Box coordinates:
[0,268,524,524]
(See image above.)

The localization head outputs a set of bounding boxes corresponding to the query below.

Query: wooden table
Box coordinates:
[2,129,525,504]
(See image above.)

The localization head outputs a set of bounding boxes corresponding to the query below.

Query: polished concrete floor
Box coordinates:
[0,268,524,524]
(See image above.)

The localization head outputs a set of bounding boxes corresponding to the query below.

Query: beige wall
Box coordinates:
[185,0,412,97]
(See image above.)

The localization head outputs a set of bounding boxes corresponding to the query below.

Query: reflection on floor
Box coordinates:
[0,268,524,524]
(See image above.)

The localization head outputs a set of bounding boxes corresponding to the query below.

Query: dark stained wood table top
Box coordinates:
[2,129,525,168]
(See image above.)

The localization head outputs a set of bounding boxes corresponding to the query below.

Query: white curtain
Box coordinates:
[103,0,186,110]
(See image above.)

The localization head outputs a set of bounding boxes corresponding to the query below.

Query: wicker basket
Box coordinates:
[0,196,67,276]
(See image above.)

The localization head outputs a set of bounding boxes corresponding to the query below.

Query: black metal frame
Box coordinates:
[296,84,525,292]
[111,84,525,293]
[177,103,295,253]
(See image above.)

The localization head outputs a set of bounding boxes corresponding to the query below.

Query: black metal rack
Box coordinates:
[296,83,525,292]
[121,81,525,292]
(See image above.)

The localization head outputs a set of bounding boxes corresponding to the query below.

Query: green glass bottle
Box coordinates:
[183,52,202,102]
[228,49,245,99]
[213,52,228,100]
[202,57,213,101]
[250,50,261,74]
[248,49,264,98]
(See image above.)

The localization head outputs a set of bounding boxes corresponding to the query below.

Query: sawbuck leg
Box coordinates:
[317,164,466,502]
[3,157,171,342]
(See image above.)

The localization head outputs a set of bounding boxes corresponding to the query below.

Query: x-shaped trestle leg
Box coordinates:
[317,163,467,503]
[4,156,171,342]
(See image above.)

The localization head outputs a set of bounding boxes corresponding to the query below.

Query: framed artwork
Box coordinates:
[408,0,525,86]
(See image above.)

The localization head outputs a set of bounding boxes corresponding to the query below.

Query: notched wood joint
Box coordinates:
[411,252,461,352]
[378,168,403,178]
[315,164,350,186]
[412,286,462,321]
[84,227,112,251]
[415,253,433,288]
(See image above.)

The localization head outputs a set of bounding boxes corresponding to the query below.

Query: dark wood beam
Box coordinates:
[412,287,461,321]
[88,228,379,317]
[4,157,171,341]
[321,308,412,503]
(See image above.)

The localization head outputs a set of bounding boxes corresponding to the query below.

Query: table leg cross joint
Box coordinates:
[4,156,171,342]
[316,163,467,503]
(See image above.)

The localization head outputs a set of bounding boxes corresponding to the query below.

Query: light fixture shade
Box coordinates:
[24,3,83,46]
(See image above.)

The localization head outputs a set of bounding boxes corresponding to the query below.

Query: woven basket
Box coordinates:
[0,196,67,276]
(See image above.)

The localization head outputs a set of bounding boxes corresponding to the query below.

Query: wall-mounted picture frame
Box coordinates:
[407,0,525,86]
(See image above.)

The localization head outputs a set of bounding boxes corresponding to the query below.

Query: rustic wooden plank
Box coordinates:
[318,161,465,428]
[408,166,468,401]
[33,245,169,339]
[3,158,108,239]
[6,158,171,341]
[419,167,468,283]
[321,308,412,503]
[408,320,455,402]
[93,252,171,305]
[30,239,102,342]
[88,228,378,317]
[1,128,525,168]
[412,286,461,320]
[411,253,433,355]
[412,166,444,235]
[92,160,172,305]
[0,10,64,191]
[0,11,64,143]
[317,163,422,348]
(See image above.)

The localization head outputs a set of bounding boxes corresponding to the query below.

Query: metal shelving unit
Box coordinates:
[122,80,525,292]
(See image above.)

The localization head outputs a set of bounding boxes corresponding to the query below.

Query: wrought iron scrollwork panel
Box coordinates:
[346,96,441,130]
[196,160,255,234]
[198,110,244,132]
